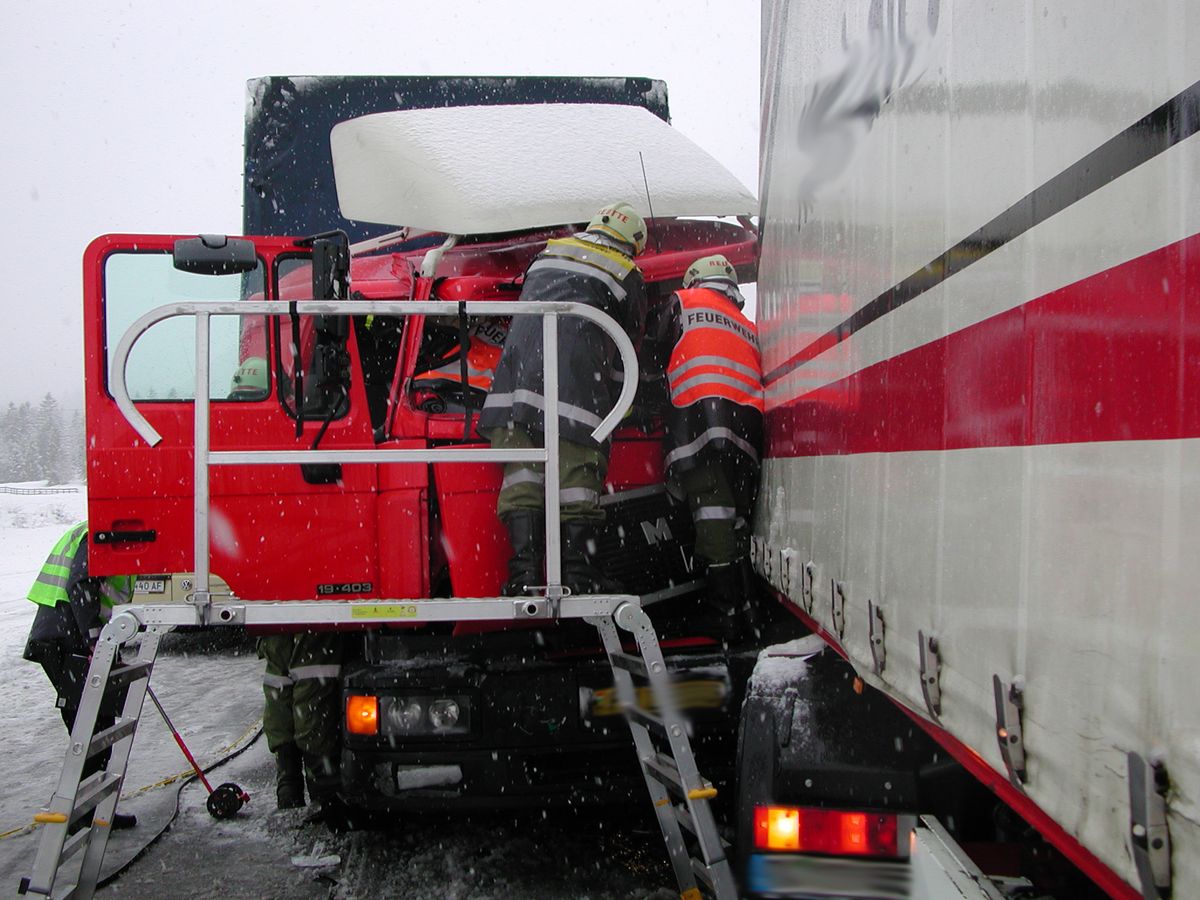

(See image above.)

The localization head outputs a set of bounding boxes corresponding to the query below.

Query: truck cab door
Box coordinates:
[84,234,381,601]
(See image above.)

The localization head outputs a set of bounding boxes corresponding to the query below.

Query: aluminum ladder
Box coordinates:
[19,619,164,899]
[595,601,738,900]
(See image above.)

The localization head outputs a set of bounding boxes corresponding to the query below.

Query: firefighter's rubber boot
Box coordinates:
[305,796,356,834]
[501,511,545,597]
[561,521,624,595]
[275,742,306,810]
[705,557,757,644]
[304,765,355,834]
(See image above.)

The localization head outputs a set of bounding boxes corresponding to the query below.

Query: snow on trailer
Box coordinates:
[757,1,1198,897]
[330,102,757,233]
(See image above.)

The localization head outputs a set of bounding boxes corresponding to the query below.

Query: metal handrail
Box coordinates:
[109,299,640,609]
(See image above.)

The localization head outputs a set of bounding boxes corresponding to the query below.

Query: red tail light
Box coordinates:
[753,806,904,858]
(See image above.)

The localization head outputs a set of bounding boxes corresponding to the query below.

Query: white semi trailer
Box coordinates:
[750,1,1197,897]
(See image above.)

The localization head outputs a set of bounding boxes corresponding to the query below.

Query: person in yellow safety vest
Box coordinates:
[411,318,509,412]
[646,254,764,640]
[22,522,139,829]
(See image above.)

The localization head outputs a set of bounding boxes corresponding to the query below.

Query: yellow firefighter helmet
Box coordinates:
[682,254,738,289]
[586,202,648,255]
[229,356,269,399]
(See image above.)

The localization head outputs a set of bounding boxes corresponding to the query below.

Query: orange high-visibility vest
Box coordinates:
[666,288,763,412]
[413,319,508,391]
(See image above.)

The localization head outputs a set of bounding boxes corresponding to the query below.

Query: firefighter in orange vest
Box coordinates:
[648,254,763,636]
[411,317,509,413]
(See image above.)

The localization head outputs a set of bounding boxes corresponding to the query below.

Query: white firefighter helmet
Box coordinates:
[586,202,648,255]
[682,253,738,289]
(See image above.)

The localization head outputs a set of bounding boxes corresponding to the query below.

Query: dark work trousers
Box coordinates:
[30,642,126,780]
[488,424,607,523]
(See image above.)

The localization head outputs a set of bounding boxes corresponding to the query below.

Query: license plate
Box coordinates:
[134,579,166,594]
[746,854,910,898]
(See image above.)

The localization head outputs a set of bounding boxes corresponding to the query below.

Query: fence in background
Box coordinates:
[0,486,81,495]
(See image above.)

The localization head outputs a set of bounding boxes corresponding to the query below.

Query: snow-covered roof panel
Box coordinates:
[330,103,756,234]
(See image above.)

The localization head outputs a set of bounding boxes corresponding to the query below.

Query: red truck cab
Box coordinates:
[83,218,757,606]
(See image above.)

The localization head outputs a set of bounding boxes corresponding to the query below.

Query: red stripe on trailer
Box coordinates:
[765,232,1200,458]
[770,590,1141,900]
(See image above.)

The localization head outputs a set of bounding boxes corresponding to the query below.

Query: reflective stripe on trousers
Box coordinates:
[488,425,607,523]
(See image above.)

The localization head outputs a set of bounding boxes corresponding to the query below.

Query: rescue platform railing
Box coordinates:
[107,298,639,628]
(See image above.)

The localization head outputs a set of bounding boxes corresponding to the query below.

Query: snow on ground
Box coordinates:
[0,488,677,898]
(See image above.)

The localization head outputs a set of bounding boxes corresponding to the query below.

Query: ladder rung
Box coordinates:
[610,651,648,678]
[626,705,668,736]
[645,754,717,801]
[58,826,91,864]
[87,718,138,759]
[70,773,121,824]
[106,661,153,692]
[676,806,731,865]
[674,802,697,835]
[690,856,718,893]
[644,754,685,794]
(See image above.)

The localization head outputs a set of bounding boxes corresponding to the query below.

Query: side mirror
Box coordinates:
[309,231,350,301]
[173,235,258,275]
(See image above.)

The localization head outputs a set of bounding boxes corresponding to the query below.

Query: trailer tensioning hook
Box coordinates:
[145,686,249,819]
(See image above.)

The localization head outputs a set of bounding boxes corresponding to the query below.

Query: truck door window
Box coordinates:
[103,251,266,401]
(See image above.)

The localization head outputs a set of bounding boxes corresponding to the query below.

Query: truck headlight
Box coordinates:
[378,694,472,737]
[389,700,425,732]
[428,698,461,729]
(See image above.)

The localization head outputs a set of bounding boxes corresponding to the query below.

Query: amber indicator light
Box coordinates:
[346,694,379,735]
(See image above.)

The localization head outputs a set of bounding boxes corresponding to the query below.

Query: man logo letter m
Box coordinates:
[641,517,673,546]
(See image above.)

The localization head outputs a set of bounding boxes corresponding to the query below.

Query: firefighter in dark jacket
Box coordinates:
[23,522,138,829]
[258,632,344,812]
[646,254,763,635]
[480,201,649,596]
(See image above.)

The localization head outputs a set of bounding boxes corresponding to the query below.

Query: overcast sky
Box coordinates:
[0,0,758,412]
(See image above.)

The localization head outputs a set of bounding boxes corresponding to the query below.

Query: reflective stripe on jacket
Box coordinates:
[479,233,647,447]
[529,236,638,298]
[28,522,134,618]
[666,288,763,412]
[412,320,508,392]
[28,522,89,607]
